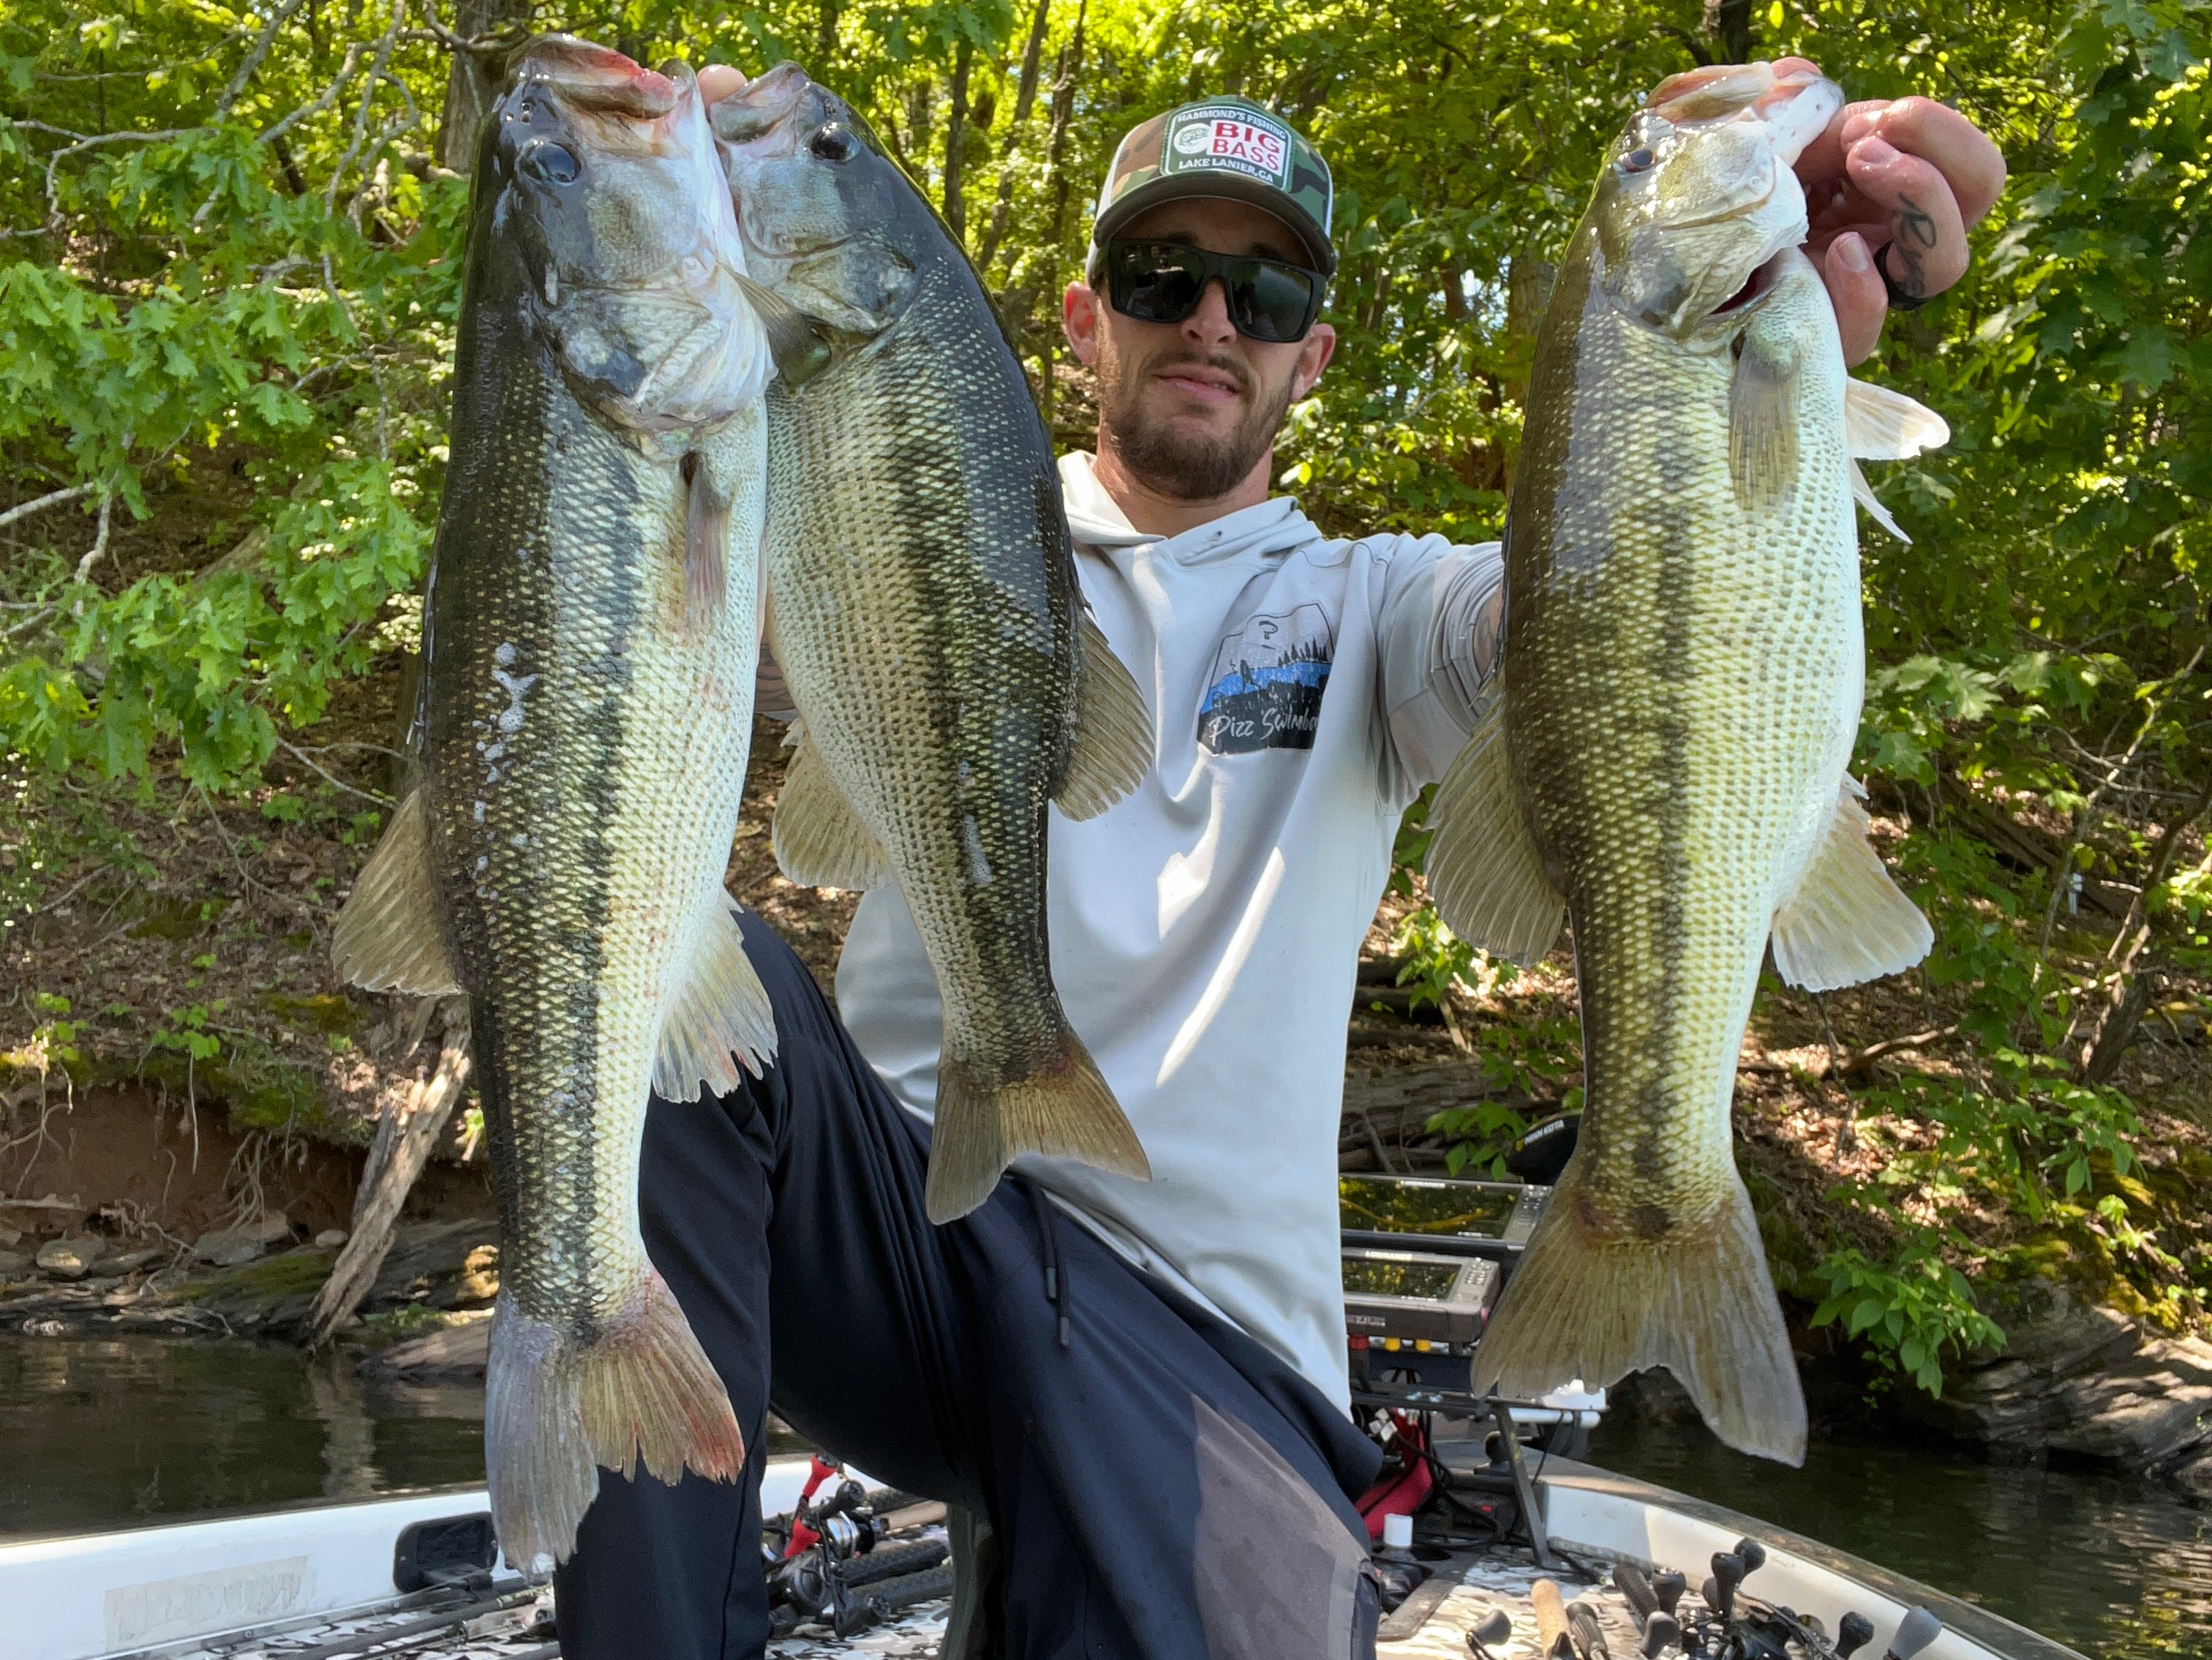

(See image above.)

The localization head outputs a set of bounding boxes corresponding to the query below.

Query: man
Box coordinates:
[554,62,2004,1659]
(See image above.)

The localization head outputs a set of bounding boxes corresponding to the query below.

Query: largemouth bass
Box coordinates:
[713,66,1154,1224]
[333,36,775,1567]
[1425,62,1944,1462]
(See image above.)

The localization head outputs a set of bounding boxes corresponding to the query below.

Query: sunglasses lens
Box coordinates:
[1107,241,1320,342]
[1228,261,1317,343]
[1114,247,1207,323]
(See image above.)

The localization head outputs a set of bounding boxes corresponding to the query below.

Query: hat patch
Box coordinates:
[1162,105,1293,191]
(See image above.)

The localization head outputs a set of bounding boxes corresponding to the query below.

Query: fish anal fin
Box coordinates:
[1472,1161,1808,1465]
[1844,378,1949,459]
[1729,316,1803,514]
[1424,705,1565,968]
[333,791,462,995]
[925,1026,1150,1224]
[484,1275,745,1573]
[772,722,892,890]
[1054,614,1154,821]
[652,898,778,1101]
[1771,779,1933,992]
[680,451,729,638]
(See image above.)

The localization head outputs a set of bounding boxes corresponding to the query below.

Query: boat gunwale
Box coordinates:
[1536,1457,2090,1660]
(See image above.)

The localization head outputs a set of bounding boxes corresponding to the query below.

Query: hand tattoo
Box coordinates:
[1886,191,1940,299]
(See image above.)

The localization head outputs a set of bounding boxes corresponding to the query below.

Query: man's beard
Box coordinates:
[1097,342,1298,502]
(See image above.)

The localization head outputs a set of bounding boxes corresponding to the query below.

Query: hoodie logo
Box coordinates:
[1197,605,1333,754]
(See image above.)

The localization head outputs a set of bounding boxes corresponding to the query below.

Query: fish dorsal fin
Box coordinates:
[1844,378,1949,459]
[1769,778,1934,991]
[651,898,777,1100]
[1053,614,1154,821]
[680,451,729,636]
[1423,702,1566,967]
[1850,459,1911,543]
[734,271,832,388]
[333,791,462,995]
[772,721,892,890]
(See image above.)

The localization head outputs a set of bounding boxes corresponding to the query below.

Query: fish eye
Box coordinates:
[809,123,857,162]
[519,140,580,184]
[1620,146,1657,174]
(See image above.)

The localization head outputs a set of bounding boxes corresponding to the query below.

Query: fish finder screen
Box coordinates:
[1341,1257,1463,1300]
[1339,1176,1520,1239]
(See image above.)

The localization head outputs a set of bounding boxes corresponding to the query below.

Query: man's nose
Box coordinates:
[1181,277,1238,348]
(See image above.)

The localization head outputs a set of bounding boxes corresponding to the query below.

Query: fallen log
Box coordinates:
[304,996,472,1348]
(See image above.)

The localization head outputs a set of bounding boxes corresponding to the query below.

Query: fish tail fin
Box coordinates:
[484,1277,745,1572]
[1473,1164,1806,1465]
[925,1026,1151,1224]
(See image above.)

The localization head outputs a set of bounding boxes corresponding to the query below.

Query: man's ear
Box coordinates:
[1064,280,1102,367]
[1293,321,1336,399]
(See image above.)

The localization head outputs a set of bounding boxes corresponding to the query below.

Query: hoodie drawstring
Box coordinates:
[1024,1179,1071,1350]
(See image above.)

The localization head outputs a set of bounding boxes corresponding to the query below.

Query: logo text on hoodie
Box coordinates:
[1197,604,1334,754]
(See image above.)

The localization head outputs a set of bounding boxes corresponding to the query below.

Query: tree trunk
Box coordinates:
[304,996,473,1346]
[944,39,974,244]
[1037,0,1088,426]
[438,0,533,173]
[1701,0,1754,64]
[973,0,1056,277]
[2075,762,2212,1085]
[817,0,840,69]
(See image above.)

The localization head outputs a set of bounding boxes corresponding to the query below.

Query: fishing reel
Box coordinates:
[762,1457,952,1638]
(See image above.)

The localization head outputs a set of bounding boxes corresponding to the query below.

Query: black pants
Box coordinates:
[551,912,1382,1659]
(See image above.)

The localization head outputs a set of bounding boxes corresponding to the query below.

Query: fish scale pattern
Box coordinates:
[366,38,774,1568]
[1453,75,1874,1465]
[1514,245,1855,1244]
[768,259,1072,1080]
[733,67,1148,1223]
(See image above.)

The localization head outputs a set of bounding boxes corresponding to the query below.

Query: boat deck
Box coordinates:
[131,1536,1624,1660]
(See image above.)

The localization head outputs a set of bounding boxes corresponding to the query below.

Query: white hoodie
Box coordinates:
[835,451,1503,1408]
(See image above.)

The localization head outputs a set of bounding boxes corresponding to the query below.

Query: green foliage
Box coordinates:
[2,0,2207,1381]
[1810,1234,2006,1396]
[1391,904,1474,1014]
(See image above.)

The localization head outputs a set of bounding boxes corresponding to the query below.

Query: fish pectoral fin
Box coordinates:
[1053,614,1154,821]
[1423,705,1565,968]
[772,721,892,890]
[331,791,462,995]
[1472,1163,1808,1466]
[1843,378,1949,459]
[1849,459,1911,544]
[1769,778,1935,991]
[1728,318,1804,514]
[652,898,778,1100]
[680,450,730,636]
[733,271,832,388]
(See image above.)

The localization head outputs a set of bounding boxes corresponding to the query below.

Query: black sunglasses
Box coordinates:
[1101,239,1326,344]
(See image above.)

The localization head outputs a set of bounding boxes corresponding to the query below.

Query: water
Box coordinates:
[1587,1414,2212,1660]
[0,1334,488,1537]
[6,1336,2208,1660]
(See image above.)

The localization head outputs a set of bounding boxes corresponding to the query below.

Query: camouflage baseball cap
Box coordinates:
[1087,97,1336,279]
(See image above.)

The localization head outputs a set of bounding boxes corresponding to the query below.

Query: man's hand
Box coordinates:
[1778,57,2007,367]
